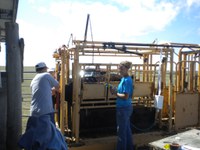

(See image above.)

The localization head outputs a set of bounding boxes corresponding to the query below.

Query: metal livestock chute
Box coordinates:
[52,40,200,149]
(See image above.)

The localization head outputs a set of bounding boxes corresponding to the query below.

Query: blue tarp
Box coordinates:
[18,115,68,150]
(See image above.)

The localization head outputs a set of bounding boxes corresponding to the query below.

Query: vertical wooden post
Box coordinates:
[0,72,7,150]
[5,22,22,150]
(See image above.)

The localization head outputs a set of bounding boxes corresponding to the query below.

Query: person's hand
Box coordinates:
[110,86,117,95]
[51,87,58,95]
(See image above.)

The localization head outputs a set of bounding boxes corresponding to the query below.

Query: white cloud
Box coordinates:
[186,0,200,7]
[37,0,180,42]
[14,0,192,66]
[37,6,48,14]
[17,19,67,67]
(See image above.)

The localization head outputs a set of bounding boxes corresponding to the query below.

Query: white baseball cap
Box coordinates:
[48,68,55,72]
[35,62,47,69]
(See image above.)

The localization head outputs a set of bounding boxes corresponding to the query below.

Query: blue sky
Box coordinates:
[1,0,200,66]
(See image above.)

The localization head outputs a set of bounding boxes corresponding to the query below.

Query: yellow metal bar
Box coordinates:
[181,54,187,92]
[60,50,66,133]
[54,62,59,125]
[177,48,184,92]
[168,49,174,131]
[149,54,153,82]
[198,56,200,93]
[189,62,194,92]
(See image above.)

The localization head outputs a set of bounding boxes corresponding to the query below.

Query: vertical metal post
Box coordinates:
[168,49,174,132]
[5,22,22,150]
[181,54,187,92]
[60,50,66,133]
[65,51,70,128]
[72,43,80,143]
[189,62,194,92]
[198,56,200,126]
[84,14,90,42]
[0,72,7,150]
[198,57,200,93]
[177,48,183,92]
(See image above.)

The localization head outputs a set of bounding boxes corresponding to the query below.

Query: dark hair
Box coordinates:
[36,67,46,73]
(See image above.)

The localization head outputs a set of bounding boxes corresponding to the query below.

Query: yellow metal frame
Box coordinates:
[52,40,200,145]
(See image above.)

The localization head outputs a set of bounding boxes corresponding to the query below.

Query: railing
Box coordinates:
[21,69,35,133]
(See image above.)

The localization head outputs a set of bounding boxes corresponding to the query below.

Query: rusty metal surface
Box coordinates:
[175,93,199,130]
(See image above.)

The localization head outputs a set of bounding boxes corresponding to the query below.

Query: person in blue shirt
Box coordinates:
[18,62,68,150]
[110,61,134,150]
[30,63,59,124]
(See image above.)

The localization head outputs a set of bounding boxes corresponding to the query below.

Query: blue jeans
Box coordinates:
[116,106,133,150]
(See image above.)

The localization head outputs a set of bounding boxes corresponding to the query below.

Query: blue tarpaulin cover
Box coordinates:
[18,115,68,150]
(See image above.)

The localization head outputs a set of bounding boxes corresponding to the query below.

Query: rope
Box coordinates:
[89,15,95,63]
[131,122,155,132]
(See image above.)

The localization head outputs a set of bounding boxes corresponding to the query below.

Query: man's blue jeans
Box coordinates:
[116,106,133,150]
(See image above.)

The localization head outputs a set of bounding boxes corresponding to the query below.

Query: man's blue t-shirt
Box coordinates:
[116,76,133,107]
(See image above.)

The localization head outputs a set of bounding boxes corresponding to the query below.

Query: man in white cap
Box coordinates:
[47,67,59,126]
[31,62,59,124]
[48,67,56,78]
[18,62,68,150]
